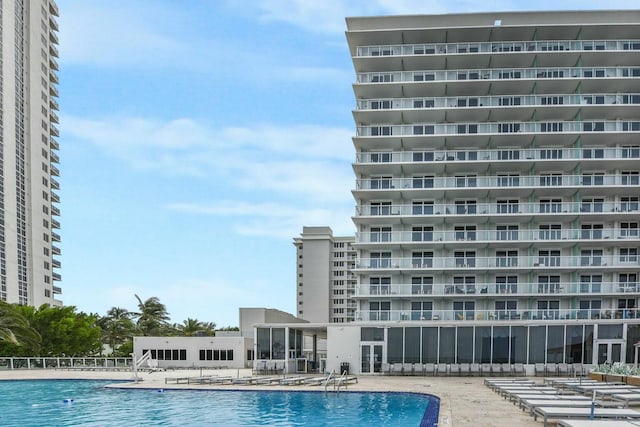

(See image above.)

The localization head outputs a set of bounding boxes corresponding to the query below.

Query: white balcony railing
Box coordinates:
[356,147,640,164]
[357,66,640,85]
[354,255,637,270]
[356,120,640,137]
[355,174,639,191]
[355,228,640,245]
[355,201,638,217]
[356,39,640,58]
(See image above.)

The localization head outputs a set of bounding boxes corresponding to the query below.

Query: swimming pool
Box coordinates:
[0,380,439,426]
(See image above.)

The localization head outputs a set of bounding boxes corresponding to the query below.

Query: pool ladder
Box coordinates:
[323,370,348,394]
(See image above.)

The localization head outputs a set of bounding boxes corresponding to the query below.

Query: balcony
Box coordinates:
[50,192,60,203]
[353,255,637,272]
[51,245,61,255]
[49,15,59,31]
[355,228,640,246]
[49,30,59,45]
[353,308,639,322]
[52,285,62,294]
[50,138,59,150]
[49,43,59,58]
[49,1,60,17]
[355,281,637,298]
[49,85,59,97]
[52,259,61,268]
[355,39,640,58]
[51,205,60,216]
[51,232,60,242]
[51,219,60,229]
[50,177,60,190]
[50,165,60,177]
[49,97,59,110]
[50,110,59,124]
[50,71,59,85]
[50,151,60,164]
[52,272,61,281]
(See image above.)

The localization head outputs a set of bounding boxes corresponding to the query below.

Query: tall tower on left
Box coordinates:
[1,0,62,306]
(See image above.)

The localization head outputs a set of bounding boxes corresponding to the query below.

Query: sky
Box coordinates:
[56,0,639,327]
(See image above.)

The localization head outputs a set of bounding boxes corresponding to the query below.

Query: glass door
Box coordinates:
[595,340,624,364]
[360,344,383,374]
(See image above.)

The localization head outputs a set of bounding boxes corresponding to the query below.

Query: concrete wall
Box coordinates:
[239,308,303,338]
[133,336,253,369]
[326,325,361,374]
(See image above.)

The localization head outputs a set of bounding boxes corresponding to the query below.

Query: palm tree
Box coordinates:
[0,301,41,350]
[176,318,216,336]
[98,307,136,352]
[133,295,170,336]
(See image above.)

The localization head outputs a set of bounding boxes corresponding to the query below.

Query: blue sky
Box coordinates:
[56,0,639,327]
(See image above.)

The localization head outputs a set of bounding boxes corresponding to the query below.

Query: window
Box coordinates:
[370,201,392,216]
[369,252,391,268]
[583,148,604,159]
[539,224,561,240]
[370,152,391,162]
[411,276,433,295]
[455,175,477,187]
[497,174,520,187]
[622,172,640,185]
[497,149,520,160]
[581,249,603,266]
[582,224,604,240]
[411,302,433,320]
[413,175,434,188]
[370,227,392,242]
[538,275,561,293]
[582,173,605,186]
[622,147,640,158]
[538,250,560,267]
[496,250,518,267]
[369,277,391,295]
[621,197,639,212]
[540,173,562,186]
[540,198,562,213]
[454,251,476,267]
[412,226,433,242]
[453,301,475,320]
[496,276,517,294]
[497,199,519,214]
[540,122,564,132]
[620,248,638,263]
[455,200,477,214]
[412,201,434,215]
[580,275,602,293]
[371,100,392,110]
[370,176,392,189]
[412,251,433,268]
[495,300,517,320]
[578,300,602,319]
[454,225,476,241]
[452,276,476,294]
[619,274,638,293]
[581,198,604,213]
[537,300,560,320]
[496,225,518,240]
[540,148,563,159]
[369,301,390,321]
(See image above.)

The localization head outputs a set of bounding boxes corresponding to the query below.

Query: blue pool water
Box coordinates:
[0,380,439,426]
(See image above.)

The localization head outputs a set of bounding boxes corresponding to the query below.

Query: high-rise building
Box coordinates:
[346,11,640,367]
[1,0,62,306]
[294,227,356,323]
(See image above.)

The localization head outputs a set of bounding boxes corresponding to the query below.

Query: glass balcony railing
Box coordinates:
[354,308,639,322]
[355,228,640,244]
[355,201,638,217]
[354,255,637,270]
[356,39,640,57]
[356,120,640,137]
[355,174,640,191]
[357,66,640,84]
[356,281,638,297]
[356,93,640,111]
[356,147,640,164]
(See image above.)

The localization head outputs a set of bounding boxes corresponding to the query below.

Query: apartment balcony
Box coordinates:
[355,228,639,248]
[52,259,61,268]
[49,30,59,45]
[50,151,60,164]
[50,125,59,137]
[49,15,59,32]
[51,205,60,216]
[353,308,638,322]
[50,164,60,177]
[49,1,60,17]
[49,84,59,97]
[354,174,639,200]
[354,147,640,175]
[50,71,59,85]
[49,43,59,58]
[52,286,62,295]
[50,138,59,150]
[355,40,640,64]
[356,281,638,298]
[51,218,60,229]
[355,201,638,224]
[52,272,61,281]
[50,191,60,203]
[49,97,59,110]
[51,245,61,255]
[353,255,638,273]
[50,110,59,124]
[50,177,60,190]
[51,232,61,242]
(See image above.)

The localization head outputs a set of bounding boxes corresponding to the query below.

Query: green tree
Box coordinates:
[98,307,136,353]
[0,301,40,352]
[134,295,170,336]
[175,318,216,336]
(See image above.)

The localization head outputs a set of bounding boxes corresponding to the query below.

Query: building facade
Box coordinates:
[0,0,62,306]
[294,227,356,323]
[343,11,640,372]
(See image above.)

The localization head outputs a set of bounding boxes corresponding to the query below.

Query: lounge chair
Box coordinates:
[423,363,436,376]
[470,363,481,376]
[459,363,470,376]
[436,364,448,376]
[491,363,503,376]
[512,363,525,376]
[481,363,491,376]
[449,363,461,376]
[534,363,546,376]
[533,406,640,427]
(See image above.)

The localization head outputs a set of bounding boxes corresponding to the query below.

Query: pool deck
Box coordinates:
[0,369,538,426]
